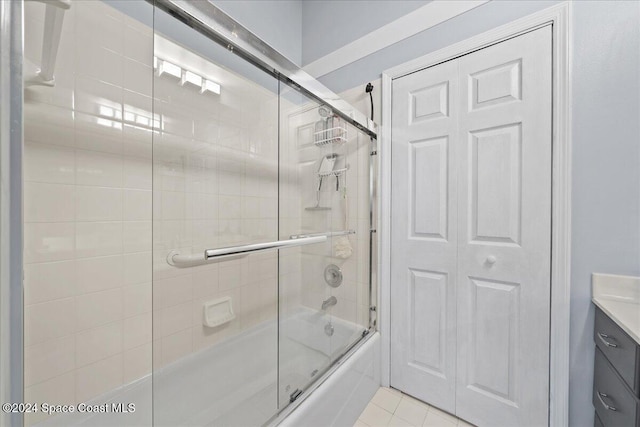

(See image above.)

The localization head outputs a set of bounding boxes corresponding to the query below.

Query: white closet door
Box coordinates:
[390,60,459,413]
[455,26,552,427]
[390,25,552,426]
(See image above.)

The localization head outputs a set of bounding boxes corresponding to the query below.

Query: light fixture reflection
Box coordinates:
[182,70,202,87]
[201,79,221,95]
[157,59,181,79]
[154,56,221,96]
[97,105,162,132]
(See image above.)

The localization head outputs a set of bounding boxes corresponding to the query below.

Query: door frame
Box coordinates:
[378,2,571,425]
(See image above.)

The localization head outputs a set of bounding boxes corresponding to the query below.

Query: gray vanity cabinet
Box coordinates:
[593,307,640,426]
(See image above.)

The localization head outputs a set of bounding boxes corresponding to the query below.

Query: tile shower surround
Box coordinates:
[22,1,372,425]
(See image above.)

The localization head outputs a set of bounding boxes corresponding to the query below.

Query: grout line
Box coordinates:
[357,387,469,427]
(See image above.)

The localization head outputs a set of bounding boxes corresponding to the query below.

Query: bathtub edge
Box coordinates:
[275,331,381,427]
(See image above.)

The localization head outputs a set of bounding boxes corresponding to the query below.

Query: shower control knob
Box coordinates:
[324,264,343,288]
[486,255,497,265]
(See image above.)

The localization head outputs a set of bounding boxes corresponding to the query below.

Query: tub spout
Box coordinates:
[321,296,337,310]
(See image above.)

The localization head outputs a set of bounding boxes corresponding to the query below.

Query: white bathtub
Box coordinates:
[38,309,379,427]
[276,332,380,427]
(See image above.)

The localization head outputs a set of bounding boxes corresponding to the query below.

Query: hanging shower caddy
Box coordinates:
[314,107,348,146]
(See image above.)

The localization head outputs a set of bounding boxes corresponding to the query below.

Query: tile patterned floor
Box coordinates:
[355,387,475,427]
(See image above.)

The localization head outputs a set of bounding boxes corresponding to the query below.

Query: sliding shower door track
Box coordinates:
[151,0,376,139]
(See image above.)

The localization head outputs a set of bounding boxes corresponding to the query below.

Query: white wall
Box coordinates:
[315,1,559,93]
[301,0,430,66]
[307,2,640,426]
[570,2,640,426]
[215,0,303,65]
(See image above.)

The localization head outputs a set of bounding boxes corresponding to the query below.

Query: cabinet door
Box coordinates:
[595,307,640,397]
[593,347,639,427]
[455,26,552,427]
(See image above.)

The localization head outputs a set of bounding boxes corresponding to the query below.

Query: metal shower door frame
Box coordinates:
[151,0,377,138]
[0,0,24,426]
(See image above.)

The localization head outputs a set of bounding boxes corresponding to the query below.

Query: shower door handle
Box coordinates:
[168,236,327,267]
[204,236,327,259]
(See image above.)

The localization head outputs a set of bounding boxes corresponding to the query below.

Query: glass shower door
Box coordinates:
[151,5,280,426]
[150,3,373,424]
[278,86,372,407]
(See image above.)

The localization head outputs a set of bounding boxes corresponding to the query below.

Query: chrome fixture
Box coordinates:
[324,264,343,288]
[321,296,337,311]
[324,323,334,337]
[290,229,355,239]
[597,391,617,412]
[168,235,327,268]
[597,332,618,348]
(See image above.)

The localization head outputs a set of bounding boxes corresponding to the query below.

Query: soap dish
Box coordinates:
[203,296,235,328]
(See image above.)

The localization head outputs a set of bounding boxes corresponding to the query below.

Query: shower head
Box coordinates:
[318,106,332,118]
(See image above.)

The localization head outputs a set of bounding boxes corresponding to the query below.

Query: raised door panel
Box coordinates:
[469,123,522,245]
[470,59,522,110]
[410,82,449,123]
[410,137,448,240]
[408,269,448,377]
[466,277,520,405]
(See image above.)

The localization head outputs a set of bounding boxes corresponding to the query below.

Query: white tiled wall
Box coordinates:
[150,40,281,370]
[23,2,153,425]
[25,1,283,423]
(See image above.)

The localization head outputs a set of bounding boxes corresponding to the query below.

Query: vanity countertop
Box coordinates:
[592,273,640,345]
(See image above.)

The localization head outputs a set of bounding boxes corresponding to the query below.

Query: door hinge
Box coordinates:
[370,150,377,156]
